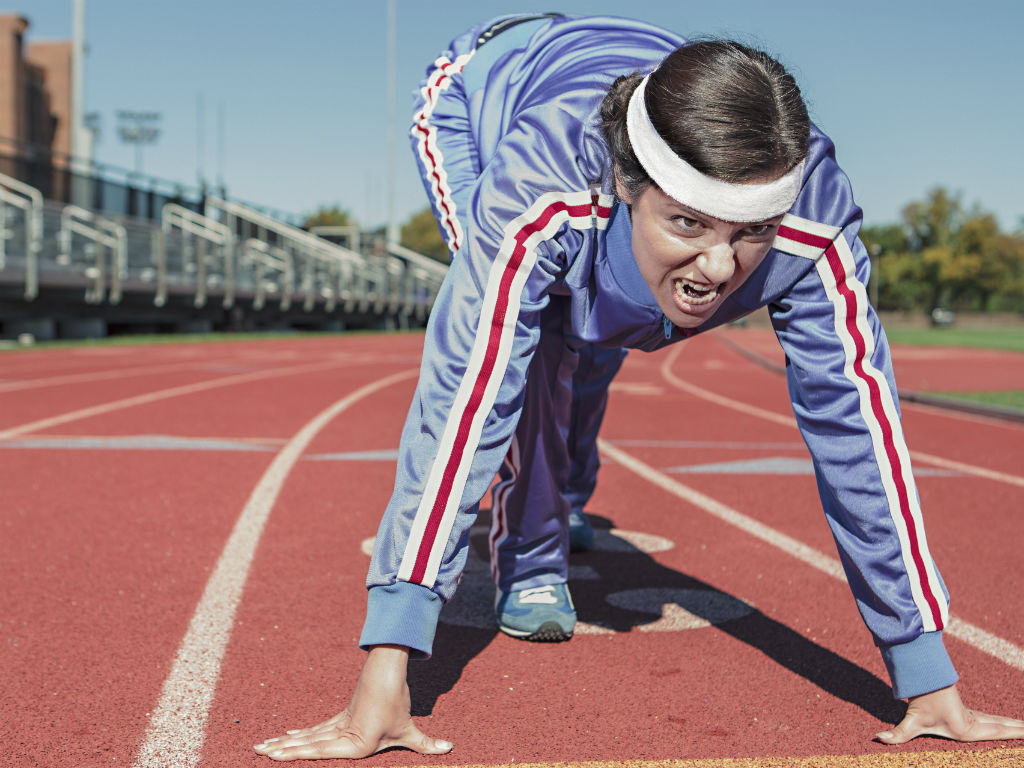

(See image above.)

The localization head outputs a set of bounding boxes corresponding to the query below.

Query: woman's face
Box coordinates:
[622,182,783,329]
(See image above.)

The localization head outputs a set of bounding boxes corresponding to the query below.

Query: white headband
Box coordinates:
[625,73,804,222]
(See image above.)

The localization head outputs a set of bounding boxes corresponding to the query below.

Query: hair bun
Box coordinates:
[600,73,644,124]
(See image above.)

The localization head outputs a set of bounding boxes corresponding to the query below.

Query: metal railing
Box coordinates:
[386,241,449,320]
[58,205,128,304]
[159,204,236,308]
[244,239,294,311]
[0,172,44,299]
[0,175,449,329]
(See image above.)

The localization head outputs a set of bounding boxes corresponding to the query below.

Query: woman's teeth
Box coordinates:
[674,278,719,305]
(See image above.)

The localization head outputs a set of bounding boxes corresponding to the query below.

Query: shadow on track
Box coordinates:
[407,510,905,726]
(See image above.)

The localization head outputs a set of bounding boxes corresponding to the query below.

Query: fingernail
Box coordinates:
[876,731,893,740]
[438,740,453,750]
[286,729,300,735]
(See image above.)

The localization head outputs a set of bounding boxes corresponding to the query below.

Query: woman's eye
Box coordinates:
[744,223,775,237]
[671,215,701,230]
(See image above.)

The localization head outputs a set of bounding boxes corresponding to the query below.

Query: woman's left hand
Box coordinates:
[876,684,1024,743]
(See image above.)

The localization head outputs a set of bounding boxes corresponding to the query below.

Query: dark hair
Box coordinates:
[601,40,810,201]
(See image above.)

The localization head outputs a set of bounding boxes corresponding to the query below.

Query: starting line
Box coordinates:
[379,749,1024,768]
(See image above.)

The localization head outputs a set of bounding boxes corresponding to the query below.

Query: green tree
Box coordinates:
[863,187,1024,314]
[304,205,354,230]
[900,188,964,310]
[862,223,927,311]
[953,215,1024,311]
[400,207,450,264]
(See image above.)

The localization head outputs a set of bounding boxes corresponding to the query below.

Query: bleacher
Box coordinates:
[0,148,448,341]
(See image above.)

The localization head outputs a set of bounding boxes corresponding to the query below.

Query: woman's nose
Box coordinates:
[696,241,736,283]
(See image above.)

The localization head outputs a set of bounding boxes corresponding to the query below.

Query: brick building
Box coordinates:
[0,12,71,158]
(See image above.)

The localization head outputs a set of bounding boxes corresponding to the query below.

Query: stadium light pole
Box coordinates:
[117,110,161,175]
[385,0,398,245]
[71,0,85,163]
[70,0,90,206]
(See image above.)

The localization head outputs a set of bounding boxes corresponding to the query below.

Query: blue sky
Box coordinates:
[20,0,1024,231]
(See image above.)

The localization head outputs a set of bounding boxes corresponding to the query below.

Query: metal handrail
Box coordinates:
[206,196,366,267]
[161,203,237,308]
[0,175,444,326]
[162,203,233,242]
[245,239,294,311]
[0,172,45,298]
[386,241,447,317]
[310,224,361,254]
[207,196,376,314]
[59,205,128,304]
[385,241,449,279]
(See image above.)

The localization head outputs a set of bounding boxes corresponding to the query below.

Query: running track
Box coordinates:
[1,329,1022,768]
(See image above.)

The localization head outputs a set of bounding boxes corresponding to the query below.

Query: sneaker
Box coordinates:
[568,508,594,552]
[495,583,576,641]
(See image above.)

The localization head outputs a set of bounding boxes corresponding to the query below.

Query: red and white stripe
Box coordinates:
[411,52,475,255]
[779,217,948,632]
[488,437,520,587]
[773,213,840,259]
[398,190,610,588]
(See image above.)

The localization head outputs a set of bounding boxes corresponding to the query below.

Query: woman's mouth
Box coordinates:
[673,277,719,306]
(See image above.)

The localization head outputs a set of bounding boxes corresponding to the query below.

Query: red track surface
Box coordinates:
[1,330,1022,767]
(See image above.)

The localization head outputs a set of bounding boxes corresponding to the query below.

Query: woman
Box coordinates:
[255,14,1024,760]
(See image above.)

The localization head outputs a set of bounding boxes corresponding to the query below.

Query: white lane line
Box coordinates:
[10,433,287,446]
[0,362,198,393]
[659,343,1024,488]
[660,345,794,428]
[0,349,421,395]
[904,450,1024,489]
[598,439,845,580]
[0,360,349,441]
[131,368,418,768]
[597,438,1024,671]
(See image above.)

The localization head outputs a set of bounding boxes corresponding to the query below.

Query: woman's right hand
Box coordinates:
[253,644,453,761]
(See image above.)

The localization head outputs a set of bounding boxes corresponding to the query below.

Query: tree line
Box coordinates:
[861,187,1023,313]
[306,185,1024,315]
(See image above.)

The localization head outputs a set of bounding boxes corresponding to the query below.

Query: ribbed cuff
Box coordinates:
[359,582,443,660]
[879,631,959,699]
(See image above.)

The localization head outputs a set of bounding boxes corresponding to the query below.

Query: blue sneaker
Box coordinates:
[495,583,576,641]
[568,508,594,552]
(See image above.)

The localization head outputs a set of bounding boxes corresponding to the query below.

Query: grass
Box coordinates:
[880,324,1024,413]
[933,390,1024,412]
[884,325,1024,353]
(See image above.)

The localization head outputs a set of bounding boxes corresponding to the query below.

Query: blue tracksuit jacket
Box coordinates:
[360,14,957,699]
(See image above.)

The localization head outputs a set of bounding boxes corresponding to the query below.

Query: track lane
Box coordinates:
[131,368,419,768]
[645,337,1024,670]
[208,335,1020,764]
[3,333,1021,767]
[0,448,274,767]
[0,339,423,767]
[206,368,894,764]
